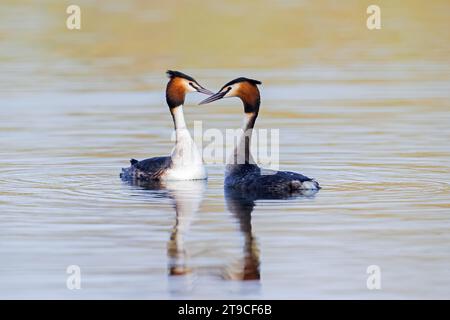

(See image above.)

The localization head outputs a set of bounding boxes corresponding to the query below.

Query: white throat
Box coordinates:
[171,105,192,144]
[166,105,206,180]
[172,105,187,131]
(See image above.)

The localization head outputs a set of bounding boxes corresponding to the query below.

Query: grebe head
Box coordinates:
[166,70,213,108]
[199,77,262,114]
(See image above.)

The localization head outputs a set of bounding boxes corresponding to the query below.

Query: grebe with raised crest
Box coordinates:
[199,77,320,194]
[120,70,213,182]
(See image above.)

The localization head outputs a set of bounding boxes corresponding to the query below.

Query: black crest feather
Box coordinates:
[166,70,196,82]
[221,77,262,90]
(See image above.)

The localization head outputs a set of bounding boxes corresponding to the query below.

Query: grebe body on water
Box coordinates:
[199,77,320,194]
[120,71,213,182]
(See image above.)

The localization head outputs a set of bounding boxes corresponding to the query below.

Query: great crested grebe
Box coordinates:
[120,70,213,182]
[199,77,320,194]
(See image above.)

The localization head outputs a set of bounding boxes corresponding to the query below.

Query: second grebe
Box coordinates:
[199,77,320,193]
[121,70,213,182]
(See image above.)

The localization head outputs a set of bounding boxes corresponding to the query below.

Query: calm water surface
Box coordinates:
[0,1,449,299]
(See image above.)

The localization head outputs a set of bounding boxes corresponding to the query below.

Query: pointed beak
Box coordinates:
[196,86,214,95]
[198,91,227,105]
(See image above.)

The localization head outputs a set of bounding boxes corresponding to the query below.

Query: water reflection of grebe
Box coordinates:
[223,187,261,281]
[223,186,320,281]
[124,177,318,295]
[165,180,206,277]
[124,179,206,278]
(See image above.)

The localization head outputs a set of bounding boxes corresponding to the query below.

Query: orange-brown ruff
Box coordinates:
[236,82,260,114]
[166,77,186,110]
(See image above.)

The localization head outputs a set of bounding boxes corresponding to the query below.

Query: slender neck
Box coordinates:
[166,78,189,141]
[170,105,190,140]
[169,105,202,167]
[243,111,258,131]
[170,105,187,129]
[232,112,258,165]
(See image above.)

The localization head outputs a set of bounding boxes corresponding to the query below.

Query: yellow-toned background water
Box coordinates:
[0,0,449,298]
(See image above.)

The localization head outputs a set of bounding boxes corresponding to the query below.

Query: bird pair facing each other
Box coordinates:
[120,70,320,194]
